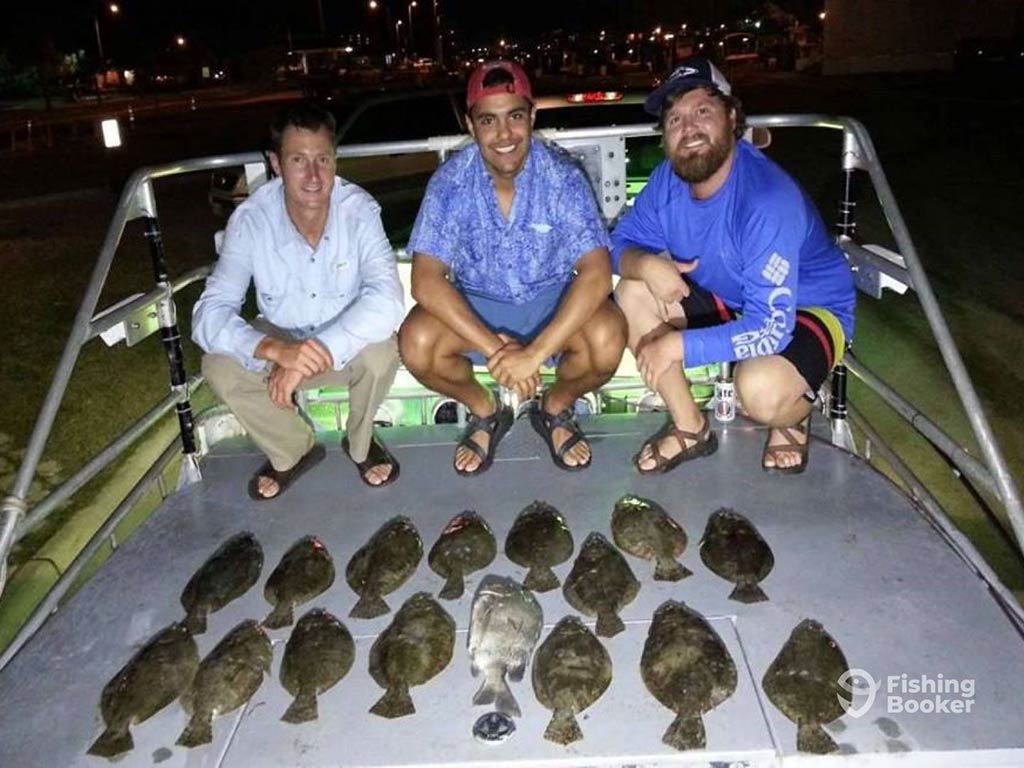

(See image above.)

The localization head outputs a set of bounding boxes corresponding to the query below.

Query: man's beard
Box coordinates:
[671,134,733,184]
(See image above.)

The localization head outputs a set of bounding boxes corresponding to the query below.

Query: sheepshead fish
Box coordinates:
[429,511,497,600]
[468,575,543,717]
[263,535,335,629]
[87,623,199,758]
[532,616,612,745]
[180,532,263,634]
[346,516,423,618]
[368,592,455,718]
[563,532,640,637]
[699,508,774,603]
[505,501,574,592]
[280,608,355,724]
[763,619,851,754]
[641,600,737,750]
[611,494,692,581]
[177,620,272,747]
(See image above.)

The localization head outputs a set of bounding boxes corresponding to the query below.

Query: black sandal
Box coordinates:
[633,417,717,474]
[247,444,327,501]
[454,401,514,477]
[529,399,592,472]
[343,433,400,488]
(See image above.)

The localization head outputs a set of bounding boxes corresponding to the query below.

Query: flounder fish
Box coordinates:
[762,619,851,754]
[532,615,612,744]
[563,532,640,637]
[280,608,355,724]
[263,535,335,629]
[368,592,455,718]
[505,501,574,592]
[346,516,423,618]
[699,508,774,603]
[428,511,497,600]
[87,623,199,758]
[180,531,263,634]
[468,575,543,717]
[611,494,691,581]
[640,600,737,750]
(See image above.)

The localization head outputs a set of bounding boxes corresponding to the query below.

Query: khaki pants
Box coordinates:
[202,336,400,471]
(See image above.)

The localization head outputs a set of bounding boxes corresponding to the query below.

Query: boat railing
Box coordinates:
[1,116,1020,653]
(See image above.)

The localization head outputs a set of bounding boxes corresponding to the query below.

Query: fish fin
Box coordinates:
[507,660,526,683]
[544,708,583,745]
[595,611,625,637]
[87,726,133,757]
[798,722,838,754]
[472,676,496,706]
[262,602,294,630]
[438,572,465,600]
[182,608,207,635]
[349,593,389,619]
[523,566,559,592]
[729,581,769,603]
[369,683,415,718]
[493,678,521,718]
[662,711,706,751]
[654,558,692,581]
[176,713,213,748]
[281,689,318,724]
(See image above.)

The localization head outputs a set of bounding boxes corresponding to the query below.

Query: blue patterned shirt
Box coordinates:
[407,138,610,304]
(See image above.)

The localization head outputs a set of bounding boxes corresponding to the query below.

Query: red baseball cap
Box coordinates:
[466,60,533,111]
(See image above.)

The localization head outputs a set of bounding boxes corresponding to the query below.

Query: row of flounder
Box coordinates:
[89,496,846,758]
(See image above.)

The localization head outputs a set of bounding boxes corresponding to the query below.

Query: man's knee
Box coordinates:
[613,278,654,322]
[735,360,802,424]
[356,336,400,379]
[200,353,243,401]
[398,306,437,374]
[583,302,628,374]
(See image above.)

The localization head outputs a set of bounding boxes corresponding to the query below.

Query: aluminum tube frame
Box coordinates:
[849,404,1024,635]
[86,266,211,342]
[13,374,203,543]
[844,354,1000,502]
[0,439,182,673]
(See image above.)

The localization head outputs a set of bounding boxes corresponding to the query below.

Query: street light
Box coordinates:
[395,19,403,52]
[408,1,417,56]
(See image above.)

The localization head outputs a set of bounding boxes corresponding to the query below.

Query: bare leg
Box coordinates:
[735,356,814,470]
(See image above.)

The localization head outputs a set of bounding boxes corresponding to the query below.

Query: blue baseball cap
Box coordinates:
[644,57,732,116]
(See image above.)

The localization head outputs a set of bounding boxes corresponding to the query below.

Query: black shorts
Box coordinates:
[680,280,847,394]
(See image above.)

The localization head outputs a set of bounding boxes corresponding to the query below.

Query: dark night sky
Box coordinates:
[2,0,821,64]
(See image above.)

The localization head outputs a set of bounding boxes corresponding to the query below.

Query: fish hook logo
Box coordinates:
[837,668,879,719]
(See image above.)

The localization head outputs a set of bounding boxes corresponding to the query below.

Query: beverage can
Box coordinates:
[714,379,736,422]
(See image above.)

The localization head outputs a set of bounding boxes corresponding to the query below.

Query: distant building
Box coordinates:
[823,0,1023,73]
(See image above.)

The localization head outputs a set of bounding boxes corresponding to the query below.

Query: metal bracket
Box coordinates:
[549,135,628,224]
[127,179,158,222]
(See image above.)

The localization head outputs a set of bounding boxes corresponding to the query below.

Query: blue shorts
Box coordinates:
[462,283,567,367]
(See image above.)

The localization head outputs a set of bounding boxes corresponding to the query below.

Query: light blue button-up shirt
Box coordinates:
[407,138,610,304]
[192,177,404,371]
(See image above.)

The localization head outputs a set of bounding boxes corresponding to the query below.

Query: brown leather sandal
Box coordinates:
[343,433,400,488]
[762,414,811,475]
[247,444,327,501]
[633,417,718,474]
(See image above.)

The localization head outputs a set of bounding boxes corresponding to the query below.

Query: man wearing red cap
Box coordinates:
[399,60,626,476]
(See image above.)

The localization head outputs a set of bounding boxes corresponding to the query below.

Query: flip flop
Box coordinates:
[529,399,592,472]
[762,413,812,475]
[454,402,514,477]
[633,417,718,474]
[342,433,400,488]
[247,444,327,501]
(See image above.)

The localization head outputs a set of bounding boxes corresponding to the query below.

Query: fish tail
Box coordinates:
[729,581,769,603]
[281,688,318,724]
[595,611,625,637]
[438,572,465,600]
[492,677,521,718]
[176,713,213,747]
[471,677,496,707]
[544,708,583,745]
[262,602,294,630]
[369,683,415,719]
[349,592,389,619]
[87,725,133,757]
[183,608,207,635]
[662,711,706,751]
[523,566,559,592]
[654,558,693,582]
[798,722,838,754]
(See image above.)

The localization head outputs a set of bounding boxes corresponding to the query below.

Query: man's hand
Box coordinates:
[636,331,684,391]
[267,366,306,409]
[257,337,333,378]
[640,255,699,322]
[487,335,542,402]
